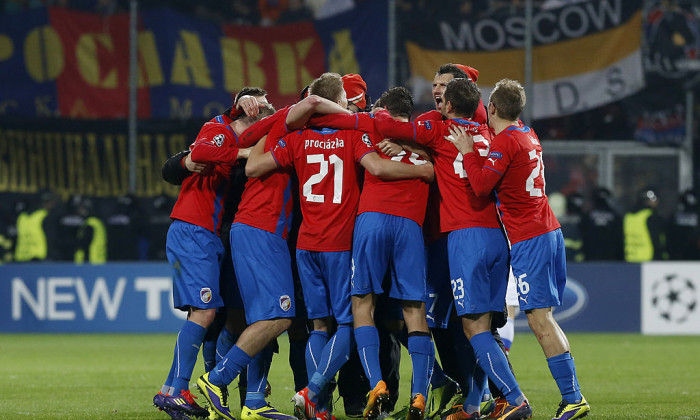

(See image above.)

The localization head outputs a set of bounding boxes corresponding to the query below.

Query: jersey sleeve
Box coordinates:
[472,99,488,125]
[161,149,191,185]
[462,133,513,196]
[374,110,442,147]
[416,110,442,122]
[353,131,378,162]
[308,113,375,132]
[189,125,240,164]
[270,135,294,169]
[238,106,290,148]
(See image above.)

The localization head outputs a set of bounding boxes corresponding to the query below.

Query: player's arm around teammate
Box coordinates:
[446,79,590,420]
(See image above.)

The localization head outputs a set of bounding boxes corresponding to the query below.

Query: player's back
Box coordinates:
[375,112,500,233]
[234,139,294,239]
[272,127,375,252]
[490,125,559,243]
[170,116,238,234]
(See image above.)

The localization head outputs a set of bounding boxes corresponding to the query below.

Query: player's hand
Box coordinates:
[237,147,253,160]
[419,161,435,183]
[184,153,213,175]
[236,95,266,118]
[445,124,473,155]
[377,139,403,157]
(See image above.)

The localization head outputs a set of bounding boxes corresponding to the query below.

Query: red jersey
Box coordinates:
[170,115,241,234]
[462,125,560,244]
[374,111,500,233]
[415,111,445,243]
[417,98,488,125]
[234,108,294,238]
[308,113,430,226]
[271,127,376,251]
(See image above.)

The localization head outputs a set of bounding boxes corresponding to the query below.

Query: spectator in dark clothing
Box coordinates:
[104,194,142,261]
[581,187,624,261]
[666,189,700,260]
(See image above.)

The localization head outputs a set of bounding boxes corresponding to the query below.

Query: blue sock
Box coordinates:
[244,347,272,409]
[216,327,239,364]
[209,345,252,387]
[162,356,177,394]
[306,331,329,383]
[355,326,383,388]
[430,359,449,388]
[202,339,217,373]
[170,320,207,394]
[308,325,355,397]
[465,362,487,414]
[408,333,434,398]
[454,335,485,413]
[470,331,523,406]
[547,352,582,404]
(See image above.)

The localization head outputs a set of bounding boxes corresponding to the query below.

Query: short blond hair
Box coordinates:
[309,72,345,103]
[489,79,526,121]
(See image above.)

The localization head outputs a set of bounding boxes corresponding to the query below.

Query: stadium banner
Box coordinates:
[401,0,645,120]
[0,4,387,119]
[0,263,186,333]
[513,263,641,333]
[0,117,200,198]
[0,8,57,117]
[641,262,700,335]
[314,0,388,105]
[644,0,700,80]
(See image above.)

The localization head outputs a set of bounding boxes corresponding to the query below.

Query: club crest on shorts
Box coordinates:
[200,288,212,304]
[279,295,291,311]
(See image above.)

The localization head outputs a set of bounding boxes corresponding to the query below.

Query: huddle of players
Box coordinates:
[153,65,590,420]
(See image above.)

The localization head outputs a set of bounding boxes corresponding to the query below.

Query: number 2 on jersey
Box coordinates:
[303,154,343,204]
[526,149,546,197]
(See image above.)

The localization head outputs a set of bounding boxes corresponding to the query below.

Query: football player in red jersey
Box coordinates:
[448,78,590,420]
[371,78,532,420]
[155,100,275,420]
[246,72,434,420]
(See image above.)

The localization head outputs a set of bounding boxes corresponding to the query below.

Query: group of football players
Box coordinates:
[151,63,590,420]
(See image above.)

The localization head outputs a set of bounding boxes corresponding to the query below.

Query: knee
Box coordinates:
[274,317,293,335]
[526,310,554,335]
[189,308,217,327]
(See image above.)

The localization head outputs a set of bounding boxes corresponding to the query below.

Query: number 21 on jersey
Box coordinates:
[304,153,343,204]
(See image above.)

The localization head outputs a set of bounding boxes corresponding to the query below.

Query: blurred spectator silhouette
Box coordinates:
[104,194,143,261]
[549,191,584,262]
[623,187,667,262]
[581,187,624,261]
[74,196,107,264]
[146,194,175,260]
[57,195,85,261]
[666,189,700,260]
[13,191,61,262]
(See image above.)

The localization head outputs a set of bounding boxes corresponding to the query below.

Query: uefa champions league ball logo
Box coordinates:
[651,274,697,323]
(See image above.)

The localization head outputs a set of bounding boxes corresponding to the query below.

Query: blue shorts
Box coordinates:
[166,220,225,311]
[230,223,295,324]
[425,237,453,329]
[350,212,426,302]
[510,229,567,311]
[296,249,353,324]
[447,227,509,316]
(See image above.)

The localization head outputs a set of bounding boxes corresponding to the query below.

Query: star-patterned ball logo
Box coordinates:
[651,274,697,323]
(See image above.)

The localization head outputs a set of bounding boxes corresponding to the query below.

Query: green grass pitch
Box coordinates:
[1,333,699,419]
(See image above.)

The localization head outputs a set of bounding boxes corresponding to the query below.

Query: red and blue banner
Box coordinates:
[0,1,388,119]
